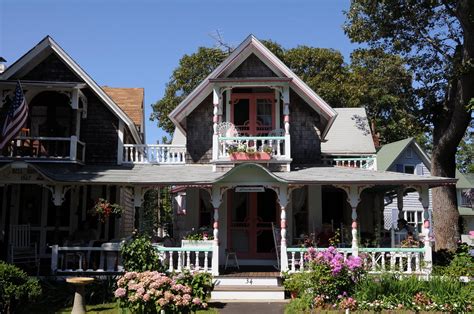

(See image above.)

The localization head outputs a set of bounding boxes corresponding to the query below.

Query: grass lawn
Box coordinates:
[57,302,218,313]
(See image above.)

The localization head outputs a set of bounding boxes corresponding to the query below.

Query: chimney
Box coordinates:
[0,57,6,74]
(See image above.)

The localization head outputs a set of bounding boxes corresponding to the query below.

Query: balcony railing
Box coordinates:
[215,136,290,161]
[122,144,186,164]
[0,135,85,162]
[322,155,377,170]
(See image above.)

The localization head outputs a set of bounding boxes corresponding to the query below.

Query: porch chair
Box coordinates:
[8,224,40,275]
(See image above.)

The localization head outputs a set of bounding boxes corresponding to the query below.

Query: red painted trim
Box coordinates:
[230,93,275,135]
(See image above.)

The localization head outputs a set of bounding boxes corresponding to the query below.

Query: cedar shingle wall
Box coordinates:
[80,89,119,164]
[290,91,322,164]
[21,53,81,82]
[228,53,277,78]
[186,94,213,163]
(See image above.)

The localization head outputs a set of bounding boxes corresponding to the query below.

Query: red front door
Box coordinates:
[227,189,278,259]
[231,93,275,136]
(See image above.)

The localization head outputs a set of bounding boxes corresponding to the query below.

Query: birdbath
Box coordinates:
[66,277,95,314]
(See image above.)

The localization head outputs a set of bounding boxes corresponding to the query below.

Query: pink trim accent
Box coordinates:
[424,220,430,228]
[280,221,286,229]
[284,115,290,123]
[213,221,218,229]
[213,115,219,123]
[351,221,357,229]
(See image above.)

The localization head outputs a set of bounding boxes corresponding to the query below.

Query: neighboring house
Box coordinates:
[0,36,144,259]
[0,35,456,278]
[377,137,474,240]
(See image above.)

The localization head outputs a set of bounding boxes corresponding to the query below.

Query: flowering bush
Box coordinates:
[90,198,123,222]
[284,246,365,304]
[183,227,214,241]
[115,271,213,313]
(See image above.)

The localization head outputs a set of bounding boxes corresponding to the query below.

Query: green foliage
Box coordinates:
[151,40,422,144]
[456,126,474,173]
[0,261,42,313]
[151,47,227,134]
[439,243,474,277]
[284,294,313,314]
[183,227,213,241]
[121,234,162,272]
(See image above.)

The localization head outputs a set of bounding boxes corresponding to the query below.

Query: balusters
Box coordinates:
[415,253,420,272]
[168,252,174,272]
[291,252,296,272]
[186,251,191,270]
[299,252,304,271]
[204,252,209,272]
[406,252,412,273]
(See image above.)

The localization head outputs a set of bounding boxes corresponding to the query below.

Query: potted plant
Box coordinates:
[89,198,123,222]
[182,227,214,247]
[228,143,272,161]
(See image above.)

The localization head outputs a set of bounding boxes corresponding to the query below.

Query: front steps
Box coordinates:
[211,274,286,301]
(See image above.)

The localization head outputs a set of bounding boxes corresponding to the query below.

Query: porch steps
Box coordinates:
[211,274,285,301]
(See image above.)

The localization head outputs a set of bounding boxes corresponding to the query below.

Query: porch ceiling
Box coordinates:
[0,162,456,188]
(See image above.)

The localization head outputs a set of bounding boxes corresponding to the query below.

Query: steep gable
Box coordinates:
[169,35,337,138]
[228,53,277,78]
[18,53,81,82]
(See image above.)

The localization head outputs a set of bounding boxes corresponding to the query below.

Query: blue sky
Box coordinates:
[0,0,358,144]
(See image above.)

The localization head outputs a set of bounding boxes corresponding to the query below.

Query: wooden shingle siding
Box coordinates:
[228,53,277,78]
[20,53,82,82]
[80,89,119,164]
[289,91,322,164]
[186,94,213,163]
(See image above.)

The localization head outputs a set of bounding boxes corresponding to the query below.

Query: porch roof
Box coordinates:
[19,163,457,188]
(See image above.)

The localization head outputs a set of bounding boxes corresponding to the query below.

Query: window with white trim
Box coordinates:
[404,210,423,234]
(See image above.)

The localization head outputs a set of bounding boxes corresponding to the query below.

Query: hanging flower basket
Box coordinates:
[89,198,123,223]
[230,152,272,161]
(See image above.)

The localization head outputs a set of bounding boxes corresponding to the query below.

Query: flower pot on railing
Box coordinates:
[230,152,272,161]
[181,240,214,247]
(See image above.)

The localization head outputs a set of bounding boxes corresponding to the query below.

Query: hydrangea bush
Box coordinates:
[283,246,364,305]
[115,271,212,313]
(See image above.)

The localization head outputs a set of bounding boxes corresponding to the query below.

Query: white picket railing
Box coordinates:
[286,247,428,275]
[217,136,288,160]
[322,156,377,170]
[123,144,186,164]
[155,246,213,273]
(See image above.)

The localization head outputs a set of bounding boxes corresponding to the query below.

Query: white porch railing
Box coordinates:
[322,155,377,170]
[155,246,213,273]
[286,247,429,275]
[0,136,86,162]
[50,243,123,274]
[123,144,186,164]
[216,136,289,160]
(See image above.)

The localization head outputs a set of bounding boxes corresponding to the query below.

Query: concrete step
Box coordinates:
[211,285,285,301]
[214,276,280,286]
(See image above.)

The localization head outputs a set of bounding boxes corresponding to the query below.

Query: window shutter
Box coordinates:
[415,164,423,176]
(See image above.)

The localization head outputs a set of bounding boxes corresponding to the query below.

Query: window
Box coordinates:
[404,165,415,174]
[405,210,423,234]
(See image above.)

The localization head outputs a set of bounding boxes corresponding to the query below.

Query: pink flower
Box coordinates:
[114,288,126,298]
[192,297,202,305]
[143,293,150,302]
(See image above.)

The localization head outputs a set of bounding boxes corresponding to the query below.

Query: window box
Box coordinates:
[230,152,272,161]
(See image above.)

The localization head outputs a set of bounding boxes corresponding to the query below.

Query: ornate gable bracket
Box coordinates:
[334,184,374,209]
[132,186,155,208]
[43,184,72,206]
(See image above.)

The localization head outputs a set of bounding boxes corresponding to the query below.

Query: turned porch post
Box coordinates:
[392,187,405,247]
[210,187,221,276]
[211,87,221,162]
[278,187,289,272]
[419,186,432,273]
[282,86,291,171]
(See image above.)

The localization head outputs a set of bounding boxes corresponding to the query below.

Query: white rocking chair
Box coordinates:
[8,224,40,275]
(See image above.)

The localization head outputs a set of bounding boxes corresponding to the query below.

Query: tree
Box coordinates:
[456,126,474,173]
[151,47,227,134]
[345,0,473,250]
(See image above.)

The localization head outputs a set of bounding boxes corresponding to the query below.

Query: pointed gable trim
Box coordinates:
[169,35,337,138]
[0,36,142,144]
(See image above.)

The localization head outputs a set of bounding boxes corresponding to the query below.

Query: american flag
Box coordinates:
[0,82,28,149]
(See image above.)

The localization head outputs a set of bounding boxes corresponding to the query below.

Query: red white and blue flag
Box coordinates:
[0,81,28,149]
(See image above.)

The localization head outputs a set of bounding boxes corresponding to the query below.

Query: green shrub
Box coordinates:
[0,261,42,313]
[121,233,163,272]
[284,295,313,314]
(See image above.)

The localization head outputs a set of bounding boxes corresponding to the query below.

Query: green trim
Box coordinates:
[332,157,376,161]
[459,206,474,216]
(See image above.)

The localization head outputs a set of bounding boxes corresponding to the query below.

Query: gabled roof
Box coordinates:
[169,35,337,138]
[102,87,144,128]
[376,138,430,171]
[321,108,376,155]
[456,172,474,189]
[0,36,142,144]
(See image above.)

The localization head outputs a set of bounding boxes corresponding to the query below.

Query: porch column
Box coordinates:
[278,187,289,272]
[210,187,222,276]
[392,188,404,247]
[337,185,365,256]
[419,186,432,273]
[212,87,221,162]
[282,86,291,170]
